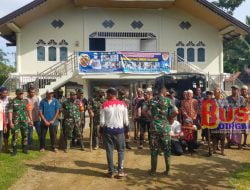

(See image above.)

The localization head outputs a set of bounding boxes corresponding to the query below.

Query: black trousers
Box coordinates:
[40,121,58,150]
[171,140,184,156]
[139,119,150,145]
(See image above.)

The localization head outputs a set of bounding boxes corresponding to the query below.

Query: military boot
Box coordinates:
[65,140,71,153]
[126,142,132,150]
[23,145,28,154]
[11,146,17,156]
[150,151,158,176]
[164,155,170,176]
[79,139,85,151]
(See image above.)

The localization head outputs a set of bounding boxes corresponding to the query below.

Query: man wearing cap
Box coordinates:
[62,91,84,152]
[8,88,33,156]
[226,85,246,149]
[76,89,88,148]
[88,87,105,150]
[39,89,60,152]
[148,86,178,176]
[0,87,11,152]
[132,88,144,142]
[118,89,132,149]
[241,85,250,147]
[100,88,129,178]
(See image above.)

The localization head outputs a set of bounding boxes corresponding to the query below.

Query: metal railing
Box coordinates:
[2,53,77,92]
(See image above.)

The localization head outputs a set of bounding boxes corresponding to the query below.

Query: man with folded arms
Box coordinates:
[100,88,129,178]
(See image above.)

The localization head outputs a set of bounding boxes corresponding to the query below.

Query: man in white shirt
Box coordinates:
[100,88,129,178]
[169,116,184,156]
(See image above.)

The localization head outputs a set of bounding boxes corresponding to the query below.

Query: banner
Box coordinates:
[78,51,170,74]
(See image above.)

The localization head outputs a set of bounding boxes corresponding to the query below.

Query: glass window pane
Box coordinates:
[187,48,194,62]
[177,48,184,62]
[198,48,205,62]
[60,47,68,61]
[37,46,45,61]
[49,46,57,61]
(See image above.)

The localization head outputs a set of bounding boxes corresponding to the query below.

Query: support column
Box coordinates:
[16,32,21,73]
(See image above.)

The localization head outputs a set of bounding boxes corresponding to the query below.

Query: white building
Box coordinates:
[0,0,249,97]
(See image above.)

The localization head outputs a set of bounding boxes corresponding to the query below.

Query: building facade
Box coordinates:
[0,0,249,97]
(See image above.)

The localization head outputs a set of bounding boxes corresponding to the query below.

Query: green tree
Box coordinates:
[212,0,245,14]
[223,16,250,73]
[0,48,15,85]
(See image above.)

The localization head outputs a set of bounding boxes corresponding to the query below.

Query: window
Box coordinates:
[49,46,57,61]
[37,46,45,61]
[187,48,195,62]
[60,47,68,61]
[89,38,105,51]
[198,48,205,62]
[177,48,184,62]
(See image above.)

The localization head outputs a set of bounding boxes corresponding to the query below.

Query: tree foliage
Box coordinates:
[212,0,249,73]
[212,0,245,14]
[0,48,15,85]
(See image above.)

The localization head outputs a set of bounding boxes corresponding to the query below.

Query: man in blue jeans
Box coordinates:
[100,88,129,178]
[27,87,41,148]
[39,89,60,152]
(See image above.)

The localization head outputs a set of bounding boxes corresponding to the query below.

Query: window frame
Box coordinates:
[48,46,57,62]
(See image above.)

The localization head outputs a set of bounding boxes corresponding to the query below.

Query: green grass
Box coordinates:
[0,134,46,190]
[231,163,250,190]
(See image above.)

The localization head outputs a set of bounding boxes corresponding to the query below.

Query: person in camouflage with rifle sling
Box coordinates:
[118,89,132,149]
[62,91,84,152]
[88,87,105,150]
[148,86,178,176]
[8,88,33,156]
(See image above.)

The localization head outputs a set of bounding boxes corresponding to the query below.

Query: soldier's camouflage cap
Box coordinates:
[77,89,84,93]
[16,88,24,94]
[93,87,101,92]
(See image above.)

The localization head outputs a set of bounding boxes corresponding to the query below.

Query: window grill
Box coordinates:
[89,32,156,39]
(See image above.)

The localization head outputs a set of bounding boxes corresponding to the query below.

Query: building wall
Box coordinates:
[19,5,223,74]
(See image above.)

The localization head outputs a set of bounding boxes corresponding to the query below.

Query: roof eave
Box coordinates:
[197,0,250,34]
[0,0,47,26]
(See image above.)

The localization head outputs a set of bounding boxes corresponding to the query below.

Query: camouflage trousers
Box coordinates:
[11,121,28,147]
[149,132,171,157]
[90,117,100,147]
[63,119,82,140]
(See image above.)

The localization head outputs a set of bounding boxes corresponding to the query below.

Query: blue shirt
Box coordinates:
[39,98,60,121]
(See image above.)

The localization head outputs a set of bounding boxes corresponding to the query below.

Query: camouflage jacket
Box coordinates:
[8,98,30,122]
[62,99,82,121]
[148,95,176,133]
[88,97,105,119]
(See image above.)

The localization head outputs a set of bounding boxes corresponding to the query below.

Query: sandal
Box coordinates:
[117,172,128,178]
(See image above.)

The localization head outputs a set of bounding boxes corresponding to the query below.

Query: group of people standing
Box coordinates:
[0,83,249,178]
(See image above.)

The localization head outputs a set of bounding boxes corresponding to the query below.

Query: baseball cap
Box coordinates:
[231,85,239,89]
[241,85,248,90]
[46,89,54,94]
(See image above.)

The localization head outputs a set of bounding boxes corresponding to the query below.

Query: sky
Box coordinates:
[0,0,250,66]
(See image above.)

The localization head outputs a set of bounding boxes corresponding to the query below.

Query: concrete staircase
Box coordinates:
[2,54,78,97]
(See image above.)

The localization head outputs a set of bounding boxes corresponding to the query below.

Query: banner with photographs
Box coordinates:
[78,51,170,74]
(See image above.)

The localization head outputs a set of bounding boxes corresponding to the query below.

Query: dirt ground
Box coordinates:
[9,129,250,190]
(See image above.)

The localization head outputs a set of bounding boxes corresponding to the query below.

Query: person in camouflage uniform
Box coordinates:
[76,89,88,149]
[118,89,132,149]
[62,91,84,152]
[148,87,178,176]
[88,87,105,150]
[9,89,32,156]
[57,89,67,149]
